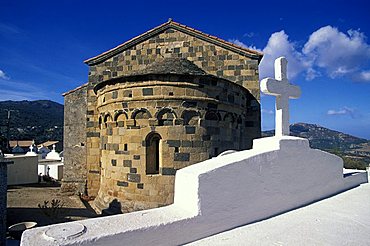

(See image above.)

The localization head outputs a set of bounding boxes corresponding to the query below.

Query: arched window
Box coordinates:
[205,111,219,121]
[181,110,200,125]
[115,111,127,127]
[98,116,103,130]
[103,114,113,129]
[236,115,242,129]
[223,113,234,126]
[156,108,176,126]
[145,133,161,175]
[132,109,151,126]
[103,114,113,140]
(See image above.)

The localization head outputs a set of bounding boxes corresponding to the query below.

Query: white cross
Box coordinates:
[260,57,301,136]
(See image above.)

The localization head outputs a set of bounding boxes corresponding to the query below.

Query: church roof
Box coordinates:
[62,83,88,97]
[135,58,206,76]
[38,140,59,148]
[93,58,218,93]
[84,19,263,66]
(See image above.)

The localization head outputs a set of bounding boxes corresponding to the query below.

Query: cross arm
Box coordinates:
[260,78,301,99]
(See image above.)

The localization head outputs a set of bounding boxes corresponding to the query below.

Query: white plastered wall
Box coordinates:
[21,136,367,246]
[7,155,38,185]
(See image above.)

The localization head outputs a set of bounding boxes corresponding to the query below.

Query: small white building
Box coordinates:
[38,145,64,180]
[38,159,63,180]
[37,141,60,159]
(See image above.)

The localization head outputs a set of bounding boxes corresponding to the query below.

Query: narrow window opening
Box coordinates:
[124,144,128,151]
[174,147,179,153]
[146,133,161,175]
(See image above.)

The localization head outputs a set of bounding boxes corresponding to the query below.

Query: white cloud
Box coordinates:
[228,39,262,53]
[262,109,274,114]
[327,106,359,118]
[303,26,370,80]
[0,69,9,80]
[353,70,370,82]
[0,77,60,102]
[231,26,370,82]
[229,39,248,48]
[243,32,256,38]
[0,23,20,35]
[258,31,308,80]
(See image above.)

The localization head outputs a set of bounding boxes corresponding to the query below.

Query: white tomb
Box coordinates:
[38,145,63,180]
[21,57,368,246]
[25,144,37,157]
[45,145,62,161]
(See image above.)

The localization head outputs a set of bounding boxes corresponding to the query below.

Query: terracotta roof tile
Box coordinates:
[9,140,33,148]
[38,141,59,147]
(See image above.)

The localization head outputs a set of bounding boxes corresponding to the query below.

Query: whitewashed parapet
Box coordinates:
[21,136,368,246]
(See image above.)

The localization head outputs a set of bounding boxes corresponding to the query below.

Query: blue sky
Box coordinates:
[0,0,369,139]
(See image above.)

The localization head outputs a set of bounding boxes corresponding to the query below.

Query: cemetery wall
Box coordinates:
[7,155,38,185]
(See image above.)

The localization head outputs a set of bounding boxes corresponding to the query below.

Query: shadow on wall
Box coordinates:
[102,199,122,216]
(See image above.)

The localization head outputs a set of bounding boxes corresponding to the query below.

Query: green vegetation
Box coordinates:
[327,149,369,170]
[342,156,368,170]
[263,123,370,170]
[38,199,65,218]
[0,100,63,144]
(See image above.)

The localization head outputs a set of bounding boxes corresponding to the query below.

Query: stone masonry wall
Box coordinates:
[93,74,258,212]
[61,85,88,195]
[85,27,261,199]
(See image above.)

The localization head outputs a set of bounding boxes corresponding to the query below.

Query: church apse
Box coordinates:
[63,20,263,213]
[92,58,260,212]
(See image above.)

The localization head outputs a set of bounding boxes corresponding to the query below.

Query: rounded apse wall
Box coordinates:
[93,73,259,212]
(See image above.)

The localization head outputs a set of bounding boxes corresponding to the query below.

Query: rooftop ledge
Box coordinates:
[21,136,368,246]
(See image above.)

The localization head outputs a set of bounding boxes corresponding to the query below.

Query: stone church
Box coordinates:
[62,19,263,213]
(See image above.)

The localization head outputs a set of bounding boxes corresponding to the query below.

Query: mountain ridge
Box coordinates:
[0,100,63,145]
[262,122,370,170]
[262,122,369,150]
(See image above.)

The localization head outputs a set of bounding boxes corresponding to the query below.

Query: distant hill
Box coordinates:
[0,100,64,145]
[262,123,370,170]
[262,122,368,150]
